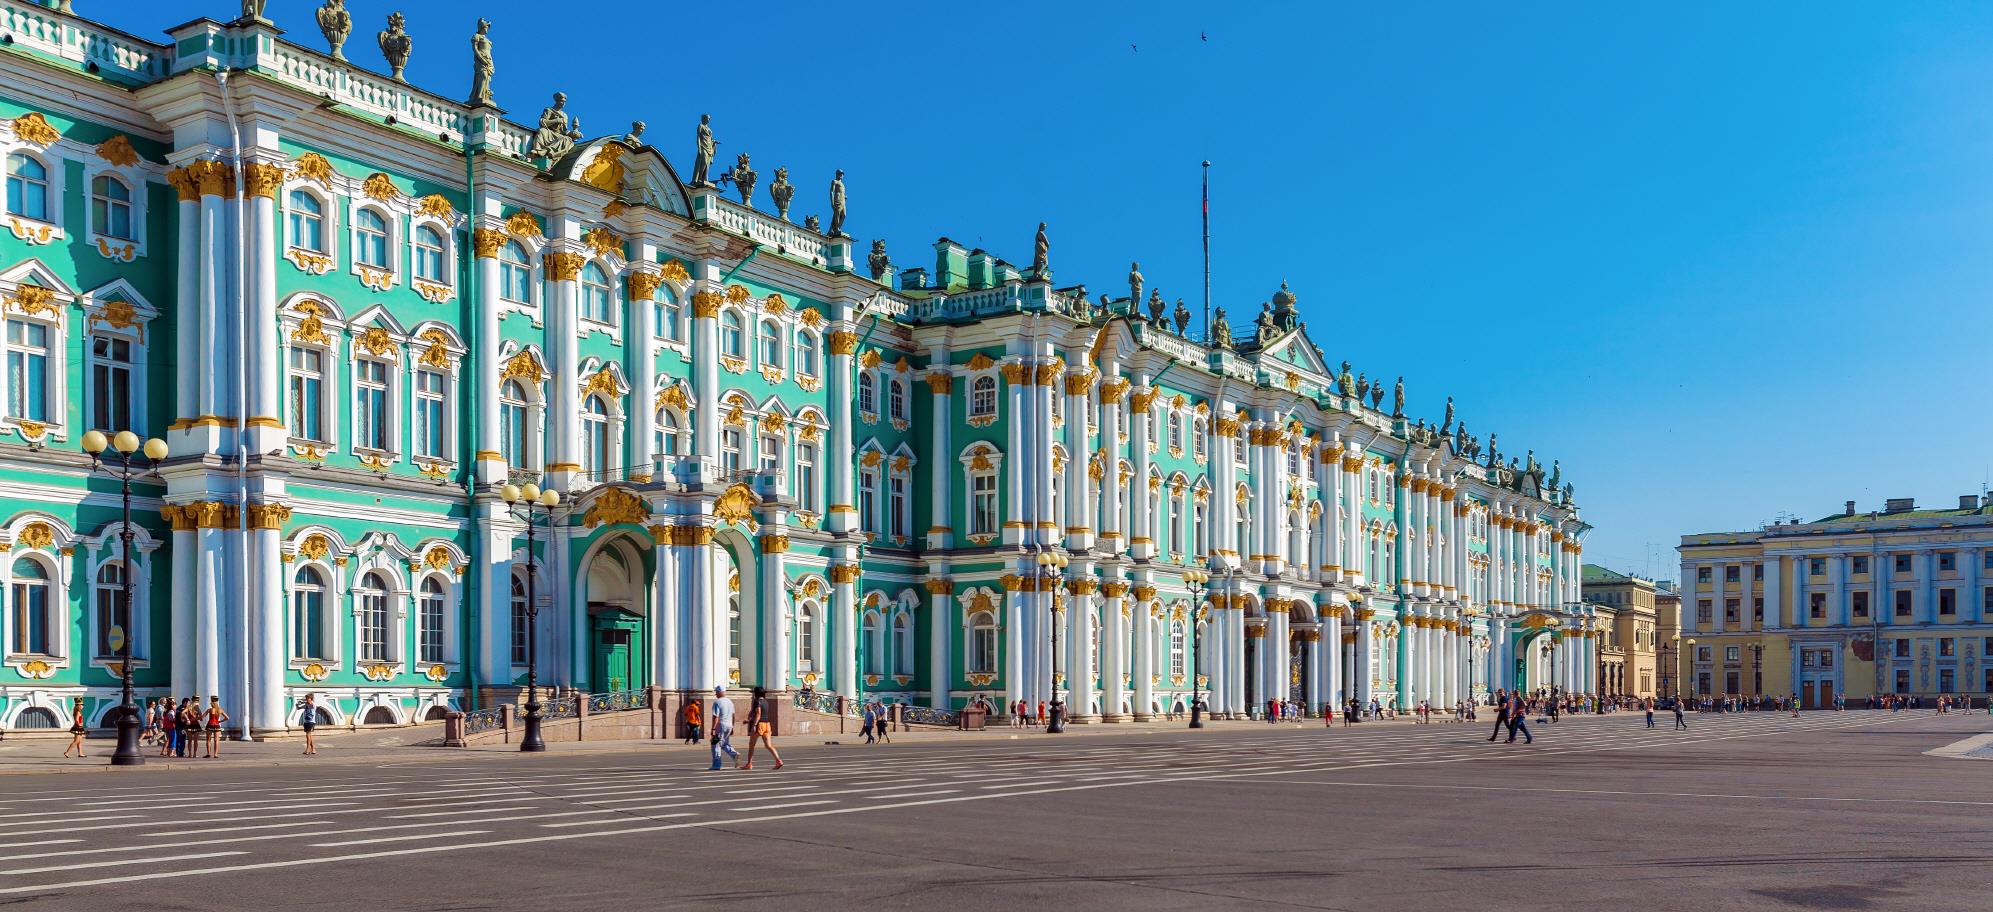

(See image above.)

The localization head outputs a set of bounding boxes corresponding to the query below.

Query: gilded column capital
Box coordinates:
[758,534,790,553]
[1099,378,1130,404]
[165,167,199,202]
[246,502,292,530]
[999,363,1027,385]
[1101,582,1130,598]
[1132,584,1158,601]
[1129,388,1158,412]
[544,251,586,283]
[829,564,862,585]
[827,330,858,355]
[473,226,507,259]
[186,160,235,198]
[925,372,953,394]
[241,162,286,199]
[923,578,953,595]
[626,270,663,301]
[693,290,725,319]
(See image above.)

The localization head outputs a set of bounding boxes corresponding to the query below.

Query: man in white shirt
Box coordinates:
[708,684,739,770]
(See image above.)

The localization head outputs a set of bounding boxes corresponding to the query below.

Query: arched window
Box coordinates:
[657,290,682,341]
[968,611,998,675]
[91,175,133,240]
[970,376,996,417]
[6,154,49,222]
[418,577,446,665]
[889,378,906,421]
[93,561,129,659]
[796,602,820,673]
[354,209,389,269]
[758,319,782,367]
[509,572,529,665]
[413,225,446,282]
[1194,499,1209,557]
[292,565,326,660]
[287,189,324,252]
[500,379,530,468]
[893,612,914,677]
[1193,419,1207,461]
[500,241,533,303]
[7,558,50,656]
[727,593,742,676]
[794,330,819,378]
[656,408,681,457]
[1169,411,1183,452]
[356,571,390,662]
[581,263,612,323]
[1169,620,1187,679]
[720,311,745,358]
[862,612,881,676]
[857,373,876,415]
[581,394,610,479]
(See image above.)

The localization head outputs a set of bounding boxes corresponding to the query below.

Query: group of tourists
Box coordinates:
[135,696,231,759]
[696,684,783,772]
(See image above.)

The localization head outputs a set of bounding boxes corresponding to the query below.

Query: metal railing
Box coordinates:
[586,689,651,714]
[540,695,579,722]
[898,704,960,727]
[461,706,505,736]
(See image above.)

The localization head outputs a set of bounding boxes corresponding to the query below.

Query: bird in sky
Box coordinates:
[1201,32,1208,41]
[1131,43,1138,52]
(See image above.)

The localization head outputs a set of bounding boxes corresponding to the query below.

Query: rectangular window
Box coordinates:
[1939,637,1956,657]
[1894,638,1911,658]
[1939,552,1956,571]
[1697,599,1712,624]
[1727,566,1742,582]
[1754,597,1764,621]
[1940,588,1957,616]
[1808,559,1824,576]
[721,428,742,475]
[1852,591,1870,618]
[1725,646,1740,662]
[288,347,324,441]
[1724,598,1739,622]
[971,472,999,536]
[1696,646,1712,663]
[796,443,819,514]
[858,469,877,534]
[1697,567,1712,583]
[1809,593,1824,619]
[1753,564,1764,580]
[1894,669,1911,694]
[889,475,908,538]
[413,368,445,459]
[1895,555,1911,574]
[90,335,132,433]
[355,358,389,451]
[5,320,48,422]
[758,435,780,474]
[1940,668,1956,693]
[1852,556,1869,575]
[1895,590,1913,618]
[93,577,128,660]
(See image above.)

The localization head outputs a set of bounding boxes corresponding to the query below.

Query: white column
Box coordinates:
[831,563,857,698]
[1003,361,1027,547]
[1130,384,1155,560]
[473,225,506,484]
[545,244,583,484]
[628,259,660,480]
[758,518,789,691]
[927,582,951,709]
[651,525,676,689]
[825,319,855,531]
[1113,580,1139,720]
[1066,578,1095,720]
[927,361,953,550]
[692,279,723,476]
[1099,374,1126,556]
[1003,583,1025,714]
[678,530,711,690]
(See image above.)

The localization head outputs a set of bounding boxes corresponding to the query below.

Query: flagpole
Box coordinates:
[1201,160,1212,343]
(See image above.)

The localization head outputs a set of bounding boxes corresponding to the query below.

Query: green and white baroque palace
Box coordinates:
[0,1,1595,735]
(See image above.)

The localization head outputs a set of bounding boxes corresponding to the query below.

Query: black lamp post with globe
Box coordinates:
[499,477,561,752]
[81,428,167,767]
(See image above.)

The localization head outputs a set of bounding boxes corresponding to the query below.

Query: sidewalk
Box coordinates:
[0,711,1511,776]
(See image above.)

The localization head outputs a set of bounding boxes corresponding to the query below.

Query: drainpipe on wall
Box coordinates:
[218,68,255,740]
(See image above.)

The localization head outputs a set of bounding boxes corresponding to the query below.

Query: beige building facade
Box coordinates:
[1582,564,1663,698]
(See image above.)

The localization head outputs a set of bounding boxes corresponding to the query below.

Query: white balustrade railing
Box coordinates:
[0,0,167,84]
[706,196,828,263]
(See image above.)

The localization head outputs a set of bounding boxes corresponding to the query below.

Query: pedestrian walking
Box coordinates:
[861,702,877,744]
[1644,697,1656,729]
[179,698,200,757]
[204,697,228,758]
[1673,698,1687,730]
[1790,694,1801,718]
[1505,692,1533,744]
[1489,689,1510,741]
[739,687,784,771]
[682,697,703,744]
[298,693,319,755]
[158,696,177,757]
[708,685,739,770]
[876,703,894,743]
[62,698,87,758]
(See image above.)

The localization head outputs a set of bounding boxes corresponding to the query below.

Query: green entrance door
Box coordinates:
[590,609,643,694]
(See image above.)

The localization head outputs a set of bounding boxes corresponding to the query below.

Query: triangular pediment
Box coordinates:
[1257,328,1330,377]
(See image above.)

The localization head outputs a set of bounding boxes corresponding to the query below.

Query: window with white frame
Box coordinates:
[656,290,682,341]
[857,373,877,416]
[581,263,612,324]
[1193,419,1207,460]
[862,612,882,676]
[1194,499,1208,556]
[797,440,819,513]
[893,611,914,676]
[353,355,391,452]
[412,225,447,283]
[758,319,781,368]
[90,559,139,661]
[500,242,533,304]
[859,466,879,534]
[970,467,999,536]
[89,332,133,434]
[796,602,820,673]
[500,379,531,468]
[356,571,391,663]
[1169,411,1183,452]
[721,311,745,358]
[967,611,998,675]
[287,189,326,253]
[758,432,781,474]
[412,366,446,460]
[417,576,446,665]
[970,375,996,418]
[6,153,50,222]
[656,408,682,457]
[795,330,819,379]
[581,394,611,479]
[354,209,390,270]
[509,572,529,665]
[291,565,328,660]
[8,556,53,657]
[721,426,743,475]
[6,318,51,422]
[889,377,907,422]
[1169,619,1187,678]
[90,175,133,241]
[889,472,909,538]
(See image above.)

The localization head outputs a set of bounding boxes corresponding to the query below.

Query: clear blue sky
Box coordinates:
[133,2,1993,580]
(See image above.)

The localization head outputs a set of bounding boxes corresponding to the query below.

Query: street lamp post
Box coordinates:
[499,478,561,752]
[1185,568,1209,728]
[1751,642,1764,707]
[1684,637,1698,704]
[81,430,167,767]
[1036,549,1068,733]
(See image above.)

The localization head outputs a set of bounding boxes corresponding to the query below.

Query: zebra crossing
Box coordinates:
[0,710,1931,898]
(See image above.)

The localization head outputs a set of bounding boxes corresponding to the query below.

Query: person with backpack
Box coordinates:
[1504,691,1533,744]
[681,698,702,744]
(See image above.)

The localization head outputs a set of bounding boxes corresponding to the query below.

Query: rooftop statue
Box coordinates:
[1487,433,1499,467]
[770,167,794,221]
[1368,386,1384,410]
[868,239,890,282]
[1355,372,1369,402]
[803,214,821,232]
[1128,261,1144,307]
[1392,376,1405,418]
[1032,222,1050,276]
[242,0,269,23]
[467,18,494,107]
[378,11,412,83]
[316,1,351,61]
[1253,302,1275,343]
[1339,366,1356,399]
[1147,289,1166,325]
[1172,297,1191,335]
[1440,396,1454,434]
[691,114,717,187]
[527,92,582,161]
[1547,460,1561,494]
[1525,449,1539,476]
[1210,307,1232,348]
[829,170,847,236]
[1563,482,1575,505]
[726,153,758,207]
[624,121,646,146]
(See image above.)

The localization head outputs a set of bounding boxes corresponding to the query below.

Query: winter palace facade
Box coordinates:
[0,1,1593,734]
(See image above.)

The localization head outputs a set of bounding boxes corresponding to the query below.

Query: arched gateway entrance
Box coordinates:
[581,535,650,693]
